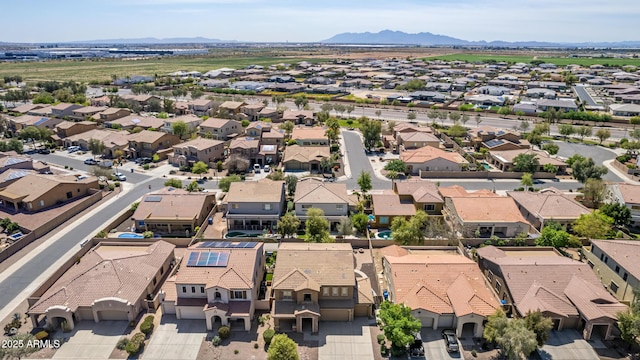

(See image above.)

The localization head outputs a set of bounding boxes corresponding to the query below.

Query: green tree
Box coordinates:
[461,113,470,126]
[524,310,554,347]
[267,334,299,360]
[164,178,183,188]
[630,116,640,129]
[2,333,39,359]
[285,175,298,196]
[449,112,462,123]
[520,173,533,190]
[541,143,559,155]
[19,125,41,149]
[171,120,188,139]
[617,301,640,349]
[163,98,175,113]
[391,210,428,245]
[497,106,512,116]
[320,157,333,174]
[8,138,23,154]
[595,128,611,145]
[475,112,482,127]
[483,309,509,344]
[186,181,201,192]
[536,222,570,248]
[357,171,372,195]
[571,157,607,183]
[191,161,209,177]
[280,120,294,136]
[448,124,468,138]
[293,94,308,110]
[600,202,632,228]
[583,178,607,208]
[577,125,592,141]
[278,212,301,238]
[147,97,162,112]
[572,210,613,239]
[305,208,332,243]
[384,159,406,173]
[336,217,354,236]
[378,301,421,352]
[218,174,242,192]
[407,112,417,121]
[359,117,382,150]
[351,212,369,234]
[88,138,105,158]
[191,88,204,100]
[558,124,575,140]
[543,163,558,173]
[499,320,538,360]
[512,153,539,173]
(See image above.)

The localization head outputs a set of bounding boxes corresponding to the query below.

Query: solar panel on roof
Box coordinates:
[6,158,27,166]
[187,252,199,266]
[144,196,162,202]
[186,251,230,267]
[485,139,505,148]
[34,118,48,126]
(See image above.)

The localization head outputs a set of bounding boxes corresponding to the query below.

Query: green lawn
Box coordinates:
[265,273,273,282]
[0,55,330,82]
[426,54,640,67]
[338,119,360,128]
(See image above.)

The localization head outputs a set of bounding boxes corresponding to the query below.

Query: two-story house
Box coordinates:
[126,130,181,159]
[225,179,285,231]
[507,188,590,230]
[50,103,83,118]
[246,121,272,138]
[95,107,131,123]
[282,110,315,126]
[219,101,246,115]
[393,180,444,215]
[228,137,261,165]
[294,178,351,230]
[271,243,373,333]
[241,103,266,121]
[188,98,215,116]
[199,118,242,140]
[162,114,203,138]
[55,121,97,140]
[607,183,640,227]
[70,106,107,121]
[170,138,225,168]
[160,241,264,331]
[582,240,640,304]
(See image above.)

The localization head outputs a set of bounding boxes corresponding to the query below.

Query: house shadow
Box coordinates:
[304,317,370,347]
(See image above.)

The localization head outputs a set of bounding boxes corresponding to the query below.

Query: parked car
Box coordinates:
[253,163,261,173]
[532,179,545,185]
[409,332,424,358]
[442,329,459,352]
[84,158,97,165]
[67,146,81,153]
[264,165,271,173]
[37,148,51,154]
[136,157,152,165]
[98,160,113,168]
[114,172,127,181]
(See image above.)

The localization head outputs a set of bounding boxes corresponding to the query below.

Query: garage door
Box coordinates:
[417,315,434,328]
[177,306,205,319]
[320,309,350,321]
[97,310,129,321]
[438,315,454,328]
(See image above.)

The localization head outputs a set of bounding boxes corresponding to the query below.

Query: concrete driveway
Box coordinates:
[537,329,599,360]
[53,321,127,360]
[421,328,464,360]
[311,317,374,360]
[142,315,207,360]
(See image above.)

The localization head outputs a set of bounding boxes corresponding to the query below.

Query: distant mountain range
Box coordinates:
[321,30,640,48]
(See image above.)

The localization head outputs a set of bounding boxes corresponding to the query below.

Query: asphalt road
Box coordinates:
[573,85,599,107]
[555,141,623,182]
[0,164,164,315]
[29,152,150,183]
[340,130,390,190]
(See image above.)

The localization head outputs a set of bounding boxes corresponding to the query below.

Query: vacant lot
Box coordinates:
[0,55,329,82]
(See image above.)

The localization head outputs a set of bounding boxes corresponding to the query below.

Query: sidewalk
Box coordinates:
[603,159,640,184]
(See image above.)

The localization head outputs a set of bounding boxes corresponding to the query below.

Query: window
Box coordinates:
[303,293,312,302]
[160,267,164,275]
[201,287,205,293]
[341,287,349,297]
[322,287,330,296]
[302,204,312,209]
[615,265,620,274]
[600,253,604,261]
[605,256,609,264]
[332,287,339,296]
[623,273,629,281]
[231,290,246,299]
[153,278,157,286]
[282,290,292,300]
[632,205,640,210]
[379,216,389,225]
[587,260,594,268]
[39,200,44,207]
[182,286,187,293]
[191,287,196,293]
[214,291,221,300]
[610,282,619,293]
[66,191,73,199]
[232,204,239,209]
[424,204,435,211]
[263,204,271,210]
[336,204,344,210]
[495,282,502,293]
[488,271,494,282]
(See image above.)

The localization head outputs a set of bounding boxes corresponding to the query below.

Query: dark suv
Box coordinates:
[442,329,459,352]
[409,332,424,358]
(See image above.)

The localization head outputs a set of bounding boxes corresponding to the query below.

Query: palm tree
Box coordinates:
[521,173,533,191]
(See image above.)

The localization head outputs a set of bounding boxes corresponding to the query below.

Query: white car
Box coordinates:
[264,165,271,173]
[114,172,127,181]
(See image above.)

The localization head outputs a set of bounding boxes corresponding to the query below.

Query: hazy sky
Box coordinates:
[4,0,638,43]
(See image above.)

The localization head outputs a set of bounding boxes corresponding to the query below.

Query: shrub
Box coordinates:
[377,334,386,344]
[254,343,259,349]
[234,349,239,354]
[35,331,49,340]
[263,328,275,345]
[212,335,222,346]
[4,319,21,334]
[61,320,71,332]
[471,349,478,357]
[125,333,146,355]
[69,167,73,170]
[140,315,155,336]
[143,164,150,170]
[116,338,130,350]
[169,170,177,175]
[108,184,115,191]
[143,231,154,239]
[330,144,340,153]
[114,181,121,187]
[64,165,69,169]
[218,325,230,339]
[380,344,388,356]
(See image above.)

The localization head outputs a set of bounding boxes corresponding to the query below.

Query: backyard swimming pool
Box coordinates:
[376,230,393,240]
[118,233,144,238]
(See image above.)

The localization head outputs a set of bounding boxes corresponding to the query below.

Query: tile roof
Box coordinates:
[29,241,175,314]
[0,174,98,202]
[173,138,223,150]
[199,117,238,129]
[476,246,626,319]
[372,194,416,217]
[65,129,130,147]
[127,130,174,144]
[283,145,330,164]
[219,101,246,110]
[398,131,440,143]
[383,250,499,316]
[400,146,467,165]
[394,180,443,203]
[173,243,262,290]
[490,149,566,166]
[226,179,284,202]
[272,243,355,289]
[613,183,640,204]
[132,192,215,221]
[294,178,349,204]
[291,127,327,141]
[165,114,202,124]
[108,115,165,129]
[449,196,530,223]
[591,240,640,280]
[229,137,260,150]
[507,190,590,221]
